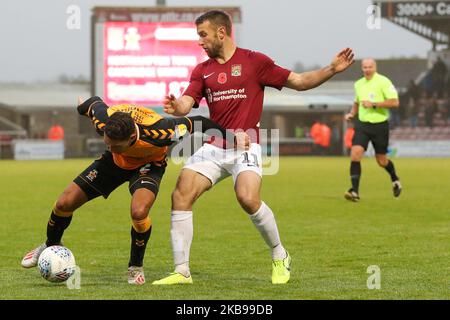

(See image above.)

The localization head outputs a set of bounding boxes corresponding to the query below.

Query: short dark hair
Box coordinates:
[195,10,232,36]
[104,112,135,141]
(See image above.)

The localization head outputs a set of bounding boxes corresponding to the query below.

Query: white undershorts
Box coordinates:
[183,143,263,185]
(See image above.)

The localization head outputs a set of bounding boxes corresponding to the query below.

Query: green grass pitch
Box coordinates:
[0,157,448,299]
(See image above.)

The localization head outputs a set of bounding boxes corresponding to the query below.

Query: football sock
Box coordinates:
[129,217,152,267]
[350,161,361,193]
[249,202,285,260]
[384,160,399,182]
[171,210,193,277]
[46,207,73,246]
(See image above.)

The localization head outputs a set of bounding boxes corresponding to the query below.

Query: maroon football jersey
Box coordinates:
[183,47,291,144]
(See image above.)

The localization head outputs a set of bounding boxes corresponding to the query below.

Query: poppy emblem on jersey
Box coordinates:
[218,72,227,84]
[231,64,241,77]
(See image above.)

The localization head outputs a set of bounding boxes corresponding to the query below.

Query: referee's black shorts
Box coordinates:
[352,120,389,154]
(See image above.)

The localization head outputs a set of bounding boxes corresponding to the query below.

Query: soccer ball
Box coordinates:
[38,245,76,283]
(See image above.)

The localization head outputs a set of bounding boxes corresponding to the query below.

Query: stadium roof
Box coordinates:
[0,81,353,115]
[0,83,90,111]
[0,114,27,134]
[332,58,427,87]
[376,0,450,46]
[263,81,354,112]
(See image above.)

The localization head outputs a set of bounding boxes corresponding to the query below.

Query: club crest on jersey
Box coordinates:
[175,124,188,138]
[231,64,241,76]
[86,169,98,182]
[218,72,227,84]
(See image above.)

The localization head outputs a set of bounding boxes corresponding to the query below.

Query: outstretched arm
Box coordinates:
[285,48,355,91]
[145,116,249,149]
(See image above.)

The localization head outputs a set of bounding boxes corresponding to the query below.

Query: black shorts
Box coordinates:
[352,120,389,154]
[73,151,166,200]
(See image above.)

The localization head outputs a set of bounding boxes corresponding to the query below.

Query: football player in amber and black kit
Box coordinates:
[153,10,355,285]
[21,96,246,285]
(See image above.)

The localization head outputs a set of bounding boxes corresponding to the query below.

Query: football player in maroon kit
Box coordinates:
[153,10,355,285]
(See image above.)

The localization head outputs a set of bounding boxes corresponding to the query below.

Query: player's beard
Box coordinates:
[205,37,222,59]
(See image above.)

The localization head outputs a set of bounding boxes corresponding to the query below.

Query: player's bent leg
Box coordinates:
[172,168,212,211]
[234,171,261,214]
[127,188,156,285]
[235,171,290,284]
[48,183,87,245]
[152,169,211,285]
[350,145,365,162]
[21,183,88,268]
[375,153,389,167]
[376,154,402,197]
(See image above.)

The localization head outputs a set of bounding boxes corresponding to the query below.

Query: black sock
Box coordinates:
[350,161,361,193]
[129,226,152,267]
[46,212,72,246]
[384,160,399,182]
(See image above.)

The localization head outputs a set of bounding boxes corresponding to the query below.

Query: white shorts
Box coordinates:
[183,143,263,185]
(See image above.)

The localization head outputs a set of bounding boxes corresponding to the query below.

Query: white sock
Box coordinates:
[170,210,193,277]
[249,202,286,260]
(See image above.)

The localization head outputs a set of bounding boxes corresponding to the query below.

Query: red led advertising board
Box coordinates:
[103,22,208,106]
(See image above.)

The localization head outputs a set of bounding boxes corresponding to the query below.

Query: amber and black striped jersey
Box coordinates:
[77,96,233,170]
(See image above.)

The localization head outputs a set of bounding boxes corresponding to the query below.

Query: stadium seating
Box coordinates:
[390,125,450,140]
